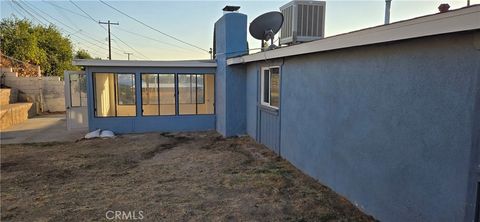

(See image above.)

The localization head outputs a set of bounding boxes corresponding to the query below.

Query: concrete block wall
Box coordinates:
[0,89,11,106]
[0,103,33,130]
[42,77,65,112]
[0,67,13,73]
[4,75,65,113]
[9,88,18,104]
[0,88,34,130]
[0,88,18,105]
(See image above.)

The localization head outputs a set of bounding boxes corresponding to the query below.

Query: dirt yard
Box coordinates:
[1,131,375,221]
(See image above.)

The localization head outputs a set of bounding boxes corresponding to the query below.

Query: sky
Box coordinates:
[0,0,477,60]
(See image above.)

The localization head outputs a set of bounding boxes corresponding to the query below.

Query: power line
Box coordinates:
[11,0,121,58]
[10,2,105,58]
[111,38,125,52]
[17,0,125,58]
[21,1,105,46]
[11,1,48,25]
[43,0,91,20]
[72,42,107,59]
[10,1,28,19]
[48,3,81,31]
[68,0,97,23]
[69,0,150,60]
[45,2,128,57]
[71,0,199,57]
[14,1,49,24]
[98,0,209,54]
[110,31,150,60]
[116,26,192,53]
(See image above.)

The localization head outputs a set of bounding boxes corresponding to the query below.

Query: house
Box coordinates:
[72,4,480,222]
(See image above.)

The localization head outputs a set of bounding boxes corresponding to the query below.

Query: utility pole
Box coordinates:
[99,20,119,60]
[124,52,133,60]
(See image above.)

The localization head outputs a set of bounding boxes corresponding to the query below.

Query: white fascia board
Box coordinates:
[228,5,480,65]
[73,59,217,68]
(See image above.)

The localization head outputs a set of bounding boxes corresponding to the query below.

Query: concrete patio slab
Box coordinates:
[0,114,86,144]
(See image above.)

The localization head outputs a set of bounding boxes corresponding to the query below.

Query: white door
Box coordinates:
[64,71,88,130]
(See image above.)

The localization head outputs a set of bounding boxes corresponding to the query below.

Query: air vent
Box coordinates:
[279,0,326,45]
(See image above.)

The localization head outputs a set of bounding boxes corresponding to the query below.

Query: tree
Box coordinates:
[0,18,45,65]
[74,49,93,59]
[0,17,77,76]
[35,25,76,76]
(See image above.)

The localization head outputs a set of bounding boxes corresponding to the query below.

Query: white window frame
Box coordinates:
[260,66,280,109]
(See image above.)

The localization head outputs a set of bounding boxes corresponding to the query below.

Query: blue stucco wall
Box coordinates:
[246,63,258,138]
[85,66,216,134]
[215,12,248,137]
[244,32,480,221]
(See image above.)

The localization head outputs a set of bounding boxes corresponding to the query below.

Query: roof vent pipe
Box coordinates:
[384,0,392,24]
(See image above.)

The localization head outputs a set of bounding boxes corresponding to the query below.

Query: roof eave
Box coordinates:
[73,59,217,68]
[228,5,480,65]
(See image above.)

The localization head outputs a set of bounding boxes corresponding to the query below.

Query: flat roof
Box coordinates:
[73,59,217,68]
[228,5,480,65]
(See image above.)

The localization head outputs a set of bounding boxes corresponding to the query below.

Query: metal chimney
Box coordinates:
[385,0,392,24]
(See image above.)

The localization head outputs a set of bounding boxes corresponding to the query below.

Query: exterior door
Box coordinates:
[64,71,88,130]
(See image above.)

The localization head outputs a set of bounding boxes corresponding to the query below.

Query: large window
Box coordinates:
[94,73,214,117]
[141,74,175,116]
[178,74,214,115]
[117,74,135,105]
[94,73,136,117]
[141,73,214,116]
[261,67,280,109]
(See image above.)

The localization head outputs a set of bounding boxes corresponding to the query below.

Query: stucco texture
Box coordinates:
[245,31,480,221]
[215,13,248,137]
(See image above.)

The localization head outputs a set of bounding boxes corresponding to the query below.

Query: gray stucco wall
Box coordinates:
[244,31,480,221]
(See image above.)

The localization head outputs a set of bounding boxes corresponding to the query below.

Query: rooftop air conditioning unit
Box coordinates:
[279,0,326,45]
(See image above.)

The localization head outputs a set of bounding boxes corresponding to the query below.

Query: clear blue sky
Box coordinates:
[1,0,477,60]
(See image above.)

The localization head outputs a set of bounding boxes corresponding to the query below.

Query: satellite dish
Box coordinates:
[249,11,283,50]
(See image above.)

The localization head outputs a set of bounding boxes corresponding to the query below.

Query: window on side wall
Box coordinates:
[93,73,136,117]
[261,67,280,109]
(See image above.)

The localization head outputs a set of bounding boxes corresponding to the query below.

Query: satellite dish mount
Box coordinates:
[249,11,284,51]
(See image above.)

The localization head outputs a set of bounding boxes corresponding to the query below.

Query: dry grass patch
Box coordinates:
[1,131,375,221]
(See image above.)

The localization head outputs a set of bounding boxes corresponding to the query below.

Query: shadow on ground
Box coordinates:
[1,131,376,221]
